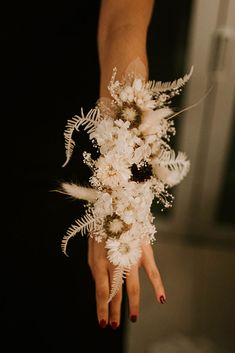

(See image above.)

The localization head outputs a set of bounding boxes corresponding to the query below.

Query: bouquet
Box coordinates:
[59,57,193,301]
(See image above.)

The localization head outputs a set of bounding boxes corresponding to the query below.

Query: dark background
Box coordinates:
[1,1,192,352]
[2,2,126,352]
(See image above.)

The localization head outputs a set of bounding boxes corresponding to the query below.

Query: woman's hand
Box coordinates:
[88,237,166,329]
[89,0,164,330]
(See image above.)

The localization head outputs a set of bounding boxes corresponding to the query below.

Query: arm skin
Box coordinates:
[88,0,166,329]
[98,0,154,96]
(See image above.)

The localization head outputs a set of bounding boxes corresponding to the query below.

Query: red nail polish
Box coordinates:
[130,315,137,322]
[160,295,166,304]
[99,319,107,328]
[111,321,118,330]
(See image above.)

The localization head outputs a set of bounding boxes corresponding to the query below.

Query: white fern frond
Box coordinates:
[61,210,96,256]
[152,150,190,187]
[155,150,188,167]
[147,66,193,93]
[108,266,130,303]
[62,108,100,167]
[81,108,101,133]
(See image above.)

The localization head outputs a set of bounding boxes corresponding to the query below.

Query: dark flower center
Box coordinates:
[131,162,153,182]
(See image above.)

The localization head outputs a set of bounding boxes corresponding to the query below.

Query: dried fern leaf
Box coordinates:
[153,150,190,186]
[61,210,96,256]
[108,266,130,303]
[148,66,194,93]
[62,108,100,167]
[82,108,101,134]
[156,150,189,169]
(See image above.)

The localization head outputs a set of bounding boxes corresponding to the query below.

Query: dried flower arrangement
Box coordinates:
[58,58,193,301]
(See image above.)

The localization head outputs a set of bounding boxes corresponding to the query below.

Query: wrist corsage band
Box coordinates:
[59,58,193,301]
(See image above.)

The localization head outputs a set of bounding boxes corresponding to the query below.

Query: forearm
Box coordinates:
[98,0,154,98]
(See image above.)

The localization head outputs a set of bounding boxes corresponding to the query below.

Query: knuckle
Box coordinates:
[149,268,159,280]
[129,285,139,297]
[96,286,108,300]
[111,291,122,304]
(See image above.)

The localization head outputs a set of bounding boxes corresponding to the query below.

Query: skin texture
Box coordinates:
[88,0,166,328]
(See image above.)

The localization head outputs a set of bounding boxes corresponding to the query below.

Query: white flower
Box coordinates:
[118,79,156,110]
[119,86,134,102]
[132,78,143,91]
[132,144,152,165]
[121,106,138,122]
[108,218,124,234]
[95,154,131,188]
[99,140,116,155]
[129,220,156,242]
[112,124,135,161]
[90,118,117,146]
[114,119,131,129]
[103,214,128,237]
[105,232,142,267]
[113,181,154,225]
[93,192,113,218]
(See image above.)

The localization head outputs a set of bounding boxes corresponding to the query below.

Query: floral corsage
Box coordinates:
[59,58,193,301]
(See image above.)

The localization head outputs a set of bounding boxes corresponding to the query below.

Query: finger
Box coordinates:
[88,237,94,278]
[141,243,166,304]
[90,239,110,327]
[95,267,110,328]
[125,265,140,322]
[108,269,123,330]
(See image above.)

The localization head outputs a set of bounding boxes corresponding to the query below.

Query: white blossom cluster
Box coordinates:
[60,58,193,300]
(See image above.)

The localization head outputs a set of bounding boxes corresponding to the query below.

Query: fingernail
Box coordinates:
[111,321,118,330]
[130,315,137,322]
[160,295,166,304]
[99,319,107,328]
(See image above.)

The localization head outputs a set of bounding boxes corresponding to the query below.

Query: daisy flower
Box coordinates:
[105,232,142,268]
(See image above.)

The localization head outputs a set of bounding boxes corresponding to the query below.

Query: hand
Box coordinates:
[88,237,166,329]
